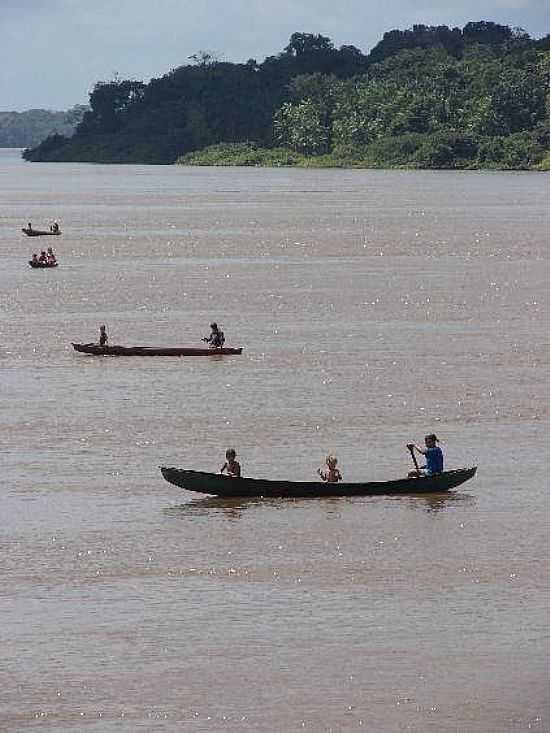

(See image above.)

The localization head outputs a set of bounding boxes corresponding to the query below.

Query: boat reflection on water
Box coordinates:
[163,490,475,520]
[382,490,476,513]
[162,496,267,521]
[163,494,352,520]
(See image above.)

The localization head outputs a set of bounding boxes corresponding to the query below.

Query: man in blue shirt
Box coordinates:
[407,434,444,477]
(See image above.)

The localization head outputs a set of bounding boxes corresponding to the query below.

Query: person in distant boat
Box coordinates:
[407,434,444,477]
[27,222,32,231]
[318,454,342,483]
[46,247,56,264]
[220,448,241,477]
[38,250,47,263]
[51,221,59,234]
[203,322,225,348]
[98,324,108,347]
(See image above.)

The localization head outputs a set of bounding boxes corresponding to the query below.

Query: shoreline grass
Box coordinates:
[177,142,548,171]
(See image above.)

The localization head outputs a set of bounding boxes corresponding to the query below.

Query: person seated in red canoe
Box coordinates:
[38,250,47,263]
[318,454,342,482]
[31,253,39,265]
[98,324,108,347]
[46,247,56,264]
[220,448,241,477]
[202,322,225,348]
[407,434,444,477]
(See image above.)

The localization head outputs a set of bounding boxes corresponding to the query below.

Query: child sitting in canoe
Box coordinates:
[318,455,342,483]
[220,448,241,477]
[407,434,444,477]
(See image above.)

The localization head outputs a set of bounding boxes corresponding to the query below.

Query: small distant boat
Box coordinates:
[72,343,243,356]
[160,466,477,497]
[29,260,58,268]
[22,227,61,237]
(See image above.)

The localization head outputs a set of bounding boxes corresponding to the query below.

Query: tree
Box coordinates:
[85,79,145,133]
[274,99,329,154]
[462,21,513,46]
[486,68,545,134]
[188,51,219,67]
[284,32,334,56]
[64,104,88,126]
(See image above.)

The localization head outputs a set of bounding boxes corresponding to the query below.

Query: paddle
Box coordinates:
[407,444,420,472]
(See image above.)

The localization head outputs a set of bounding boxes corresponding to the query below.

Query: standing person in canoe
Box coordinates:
[203,322,225,348]
[220,449,241,477]
[98,324,108,347]
[318,454,342,483]
[407,434,444,477]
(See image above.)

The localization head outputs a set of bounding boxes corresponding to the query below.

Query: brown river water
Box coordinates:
[1,147,549,731]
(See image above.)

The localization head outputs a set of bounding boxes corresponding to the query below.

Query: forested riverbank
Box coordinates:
[24,22,550,169]
[0,106,87,148]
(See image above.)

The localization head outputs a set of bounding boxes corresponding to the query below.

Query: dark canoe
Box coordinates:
[22,228,61,236]
[72,343,243,356]
[160,466,477,498]
[29,260,58,268]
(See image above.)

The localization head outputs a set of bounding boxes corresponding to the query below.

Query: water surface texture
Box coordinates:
[1,148,549,731]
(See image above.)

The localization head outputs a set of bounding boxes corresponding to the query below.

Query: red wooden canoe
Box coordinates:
[72,343,243,356]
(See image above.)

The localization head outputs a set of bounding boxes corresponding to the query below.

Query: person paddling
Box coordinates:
[220,448,241,477]
[203,322,225,348]
[407,434,444,477]
[98,324,108,347]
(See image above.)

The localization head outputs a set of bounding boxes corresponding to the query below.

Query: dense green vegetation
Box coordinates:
[0,106,87,148]
[23,23,550,169]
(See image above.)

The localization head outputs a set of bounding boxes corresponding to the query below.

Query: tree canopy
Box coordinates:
[23,22,550,169]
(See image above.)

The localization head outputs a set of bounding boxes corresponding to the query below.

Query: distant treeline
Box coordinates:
[23,22,550,169]
[1,106,87,148]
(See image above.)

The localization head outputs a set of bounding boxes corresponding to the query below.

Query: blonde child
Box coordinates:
[318,454,342,483]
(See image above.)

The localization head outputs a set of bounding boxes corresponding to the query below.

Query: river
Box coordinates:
[1,147,548,731]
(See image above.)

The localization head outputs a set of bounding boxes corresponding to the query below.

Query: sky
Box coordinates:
[1,0,549,111]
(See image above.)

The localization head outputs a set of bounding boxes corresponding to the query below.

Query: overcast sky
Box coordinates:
[1,0,549,111]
